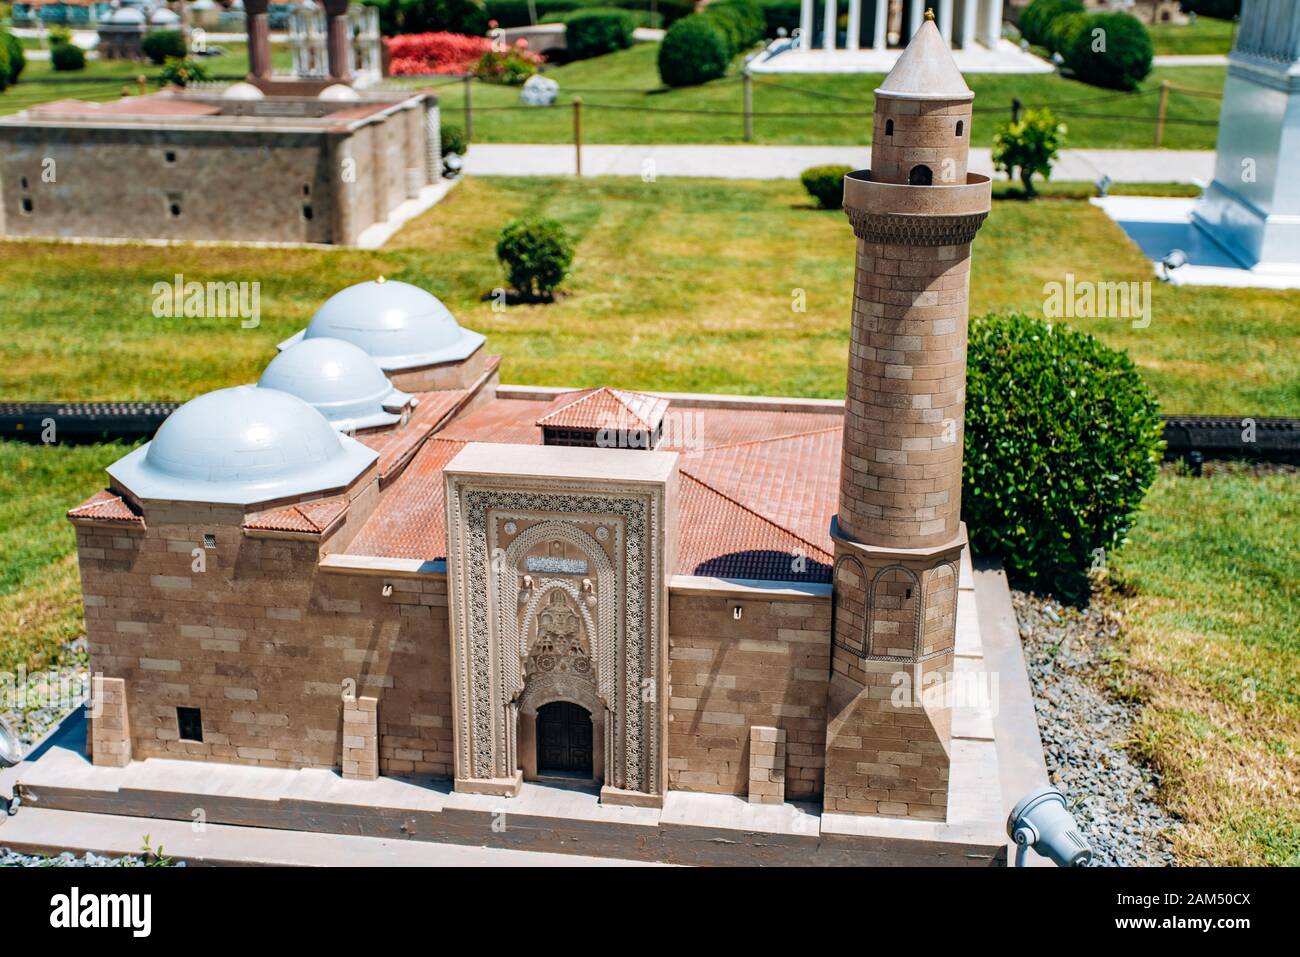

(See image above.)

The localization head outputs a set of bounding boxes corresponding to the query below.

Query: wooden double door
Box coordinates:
[536,701,593,776]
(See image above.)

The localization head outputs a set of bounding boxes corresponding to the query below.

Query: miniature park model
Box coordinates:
[40,18,1010,864]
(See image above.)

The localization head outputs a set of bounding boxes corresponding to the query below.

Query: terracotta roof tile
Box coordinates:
[536,388,669,432]
[244,499,348,534]
[345,439,465,560]
[438,398,551,445]
[67,490,144,525]
[660,407,842,451]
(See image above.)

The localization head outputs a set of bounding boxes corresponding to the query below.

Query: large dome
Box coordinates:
[107,385,376,506]
[278,279,485,371]
[258,337,413,431]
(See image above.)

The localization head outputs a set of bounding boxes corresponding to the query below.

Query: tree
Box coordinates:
[991,108,1066,198]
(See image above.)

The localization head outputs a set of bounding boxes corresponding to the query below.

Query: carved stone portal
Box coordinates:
[443,444,675,806]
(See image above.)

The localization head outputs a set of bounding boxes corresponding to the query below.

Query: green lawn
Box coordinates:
[0,42,294,116]
[408,44,1225,149]
[1,176,1294,414]
[2,40,1226,148]
[1112,464,1300,866]
[1150,15,1236,56]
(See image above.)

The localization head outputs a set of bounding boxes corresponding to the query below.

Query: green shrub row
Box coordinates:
[364,0,491,37]
[563,8,635,61]
[485,0,694,29]
[1,30,25,89]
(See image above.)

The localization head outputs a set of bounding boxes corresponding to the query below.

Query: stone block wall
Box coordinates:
[747,725,786,805]
[667,591,830,800]
[74,506,453,776]
[869,98,973,186]
[88,675,131,768]
[342,694,378,780]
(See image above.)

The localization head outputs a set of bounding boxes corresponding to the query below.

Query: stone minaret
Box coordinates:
[824,11,991,820]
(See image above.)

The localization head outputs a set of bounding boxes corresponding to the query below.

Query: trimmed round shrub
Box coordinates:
[963,313,1164,602]
[658,15,729,87]
[496,217,574,300]
[1019,0,1084,47]
[1063,11,1152,91]
[142,29,187,65]
[1045,10,1089,55]
[564,8,634,60]
[3,30,25,85]
[800,164,850,209]
[713,0,764,45]
[0,37,9,94]
[51,43,87,73]
[440,122,467,156]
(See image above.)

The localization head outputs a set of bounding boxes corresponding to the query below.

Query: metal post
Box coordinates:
[1011,97,1022,124]
[1155,80,1169,147]
[574,96,583,177]
[743,69,753,143]
[463,74,473,143]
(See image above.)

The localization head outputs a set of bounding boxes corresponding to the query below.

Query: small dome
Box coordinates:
[107,385,376,505]
[107,7,147,23]
[319,83,361,102]
[258,337,413,431]
[279,279,485,371]
[149,8,181,24]
[222,81,265,100]
[191,0,217,8]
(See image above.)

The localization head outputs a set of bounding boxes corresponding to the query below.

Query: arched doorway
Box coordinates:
[536,701,593,777]
[909,164,933,185]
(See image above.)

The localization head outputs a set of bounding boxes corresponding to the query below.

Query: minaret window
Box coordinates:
[908,165,933,186]
[885,119,894,136]
[955,120,964,137]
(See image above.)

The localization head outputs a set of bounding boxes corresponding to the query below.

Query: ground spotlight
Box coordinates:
[1007,786,1093,867]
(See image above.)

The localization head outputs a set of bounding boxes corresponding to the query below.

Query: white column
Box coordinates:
[907,0,924,41]
[938,0,954,46]
[874,0,888,50]
[847,0,861,51]
[981,0,1003,48]
[960,0,978,49]
[823,0,838,51]
[800,0,813,50]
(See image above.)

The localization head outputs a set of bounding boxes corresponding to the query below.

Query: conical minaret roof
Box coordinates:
[875,15,973,102]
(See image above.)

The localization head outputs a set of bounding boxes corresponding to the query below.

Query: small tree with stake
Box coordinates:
[991,108,1066,199]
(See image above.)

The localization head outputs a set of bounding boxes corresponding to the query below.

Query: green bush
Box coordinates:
[992,107,1066,197]
[158,57,211,87]
[658,14,730,87]
[964,313,1164,603]
[799,164,850,209]
[564,8,634,60]
[482,0,692,30]
[365,0,489,35]
[496,217,574,300]
[1044,9,1088,54]
[1018,0,1083,47]
[440,122,467,156]
[142,29,187,65]
[710,0,764,45]
[1063,11,1152,91]
[51,43,86,73]
[756,0,801,38]
[0,37,9,93]
[3,30,25,85]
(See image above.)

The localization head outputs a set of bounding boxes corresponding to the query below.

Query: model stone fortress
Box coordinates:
[69,19,994,830]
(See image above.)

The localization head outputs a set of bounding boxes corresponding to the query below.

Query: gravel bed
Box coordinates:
[1014,588,1178,866]
[0,848,180,867]
[1,637,89,754]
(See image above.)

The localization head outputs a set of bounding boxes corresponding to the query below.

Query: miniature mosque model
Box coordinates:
[68,18,1003,851]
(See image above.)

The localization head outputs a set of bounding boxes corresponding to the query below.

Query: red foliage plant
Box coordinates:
[386,32,539,76]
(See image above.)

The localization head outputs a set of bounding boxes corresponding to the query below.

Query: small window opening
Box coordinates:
[203,533,217,549]
[169,202,181,217]
[302,183,311,196]
[20,197,33,214]
[905,588,913,600]
[908,164,933,186]
[885,118,894,136]
[164,150,177,163]
[19,176,28,189]
[955,120,964,137]
[302,204,314,221]
[177,707,203,742]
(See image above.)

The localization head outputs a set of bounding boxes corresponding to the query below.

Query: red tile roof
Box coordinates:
[67,490,143,526]
[536,388,669,433]
[346,396,843,582]
[244,499,348,534]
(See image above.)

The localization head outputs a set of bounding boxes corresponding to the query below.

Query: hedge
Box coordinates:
[1063,11,1152,91]
[51,43,86,72]
[800,164,850,209]
[658,14,730,86]
[963,313,1163,602]
[142,29,187,65]
[1018,0,1084,47]
[2,30,25,85]
[564,8,634,60]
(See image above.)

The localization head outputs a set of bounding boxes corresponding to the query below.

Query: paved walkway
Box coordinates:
[465,144,1215,183]
[1153,54,1229,66]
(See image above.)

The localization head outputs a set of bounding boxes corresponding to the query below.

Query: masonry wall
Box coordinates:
[76,507,454,775]
[666,591,831,800]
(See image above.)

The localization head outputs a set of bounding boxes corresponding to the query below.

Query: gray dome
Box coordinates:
[149,8,181,24]
[107,385,376,506]
[278,279,485,371]
[222,81,265,101]
[258,337,413,431]
[107,7,147,23]
[319,83,361,102]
